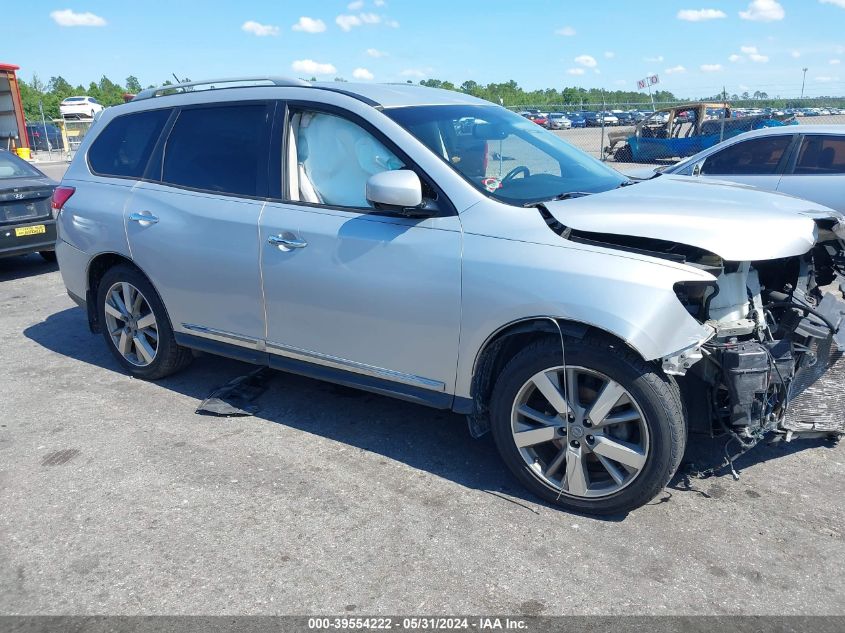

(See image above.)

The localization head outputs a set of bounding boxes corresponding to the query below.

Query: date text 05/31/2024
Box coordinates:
[307,617,529,630]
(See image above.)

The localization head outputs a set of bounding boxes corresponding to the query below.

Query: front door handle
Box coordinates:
[128,212,159,225]
[268,234,308,249]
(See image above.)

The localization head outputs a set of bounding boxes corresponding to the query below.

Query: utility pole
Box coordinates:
[801,68,808,99]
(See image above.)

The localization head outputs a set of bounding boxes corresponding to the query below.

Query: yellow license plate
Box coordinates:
[15,225,46,237]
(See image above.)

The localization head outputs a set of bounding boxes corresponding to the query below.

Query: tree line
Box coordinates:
[16,74,843,122]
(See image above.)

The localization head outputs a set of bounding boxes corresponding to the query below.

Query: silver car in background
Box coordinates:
[547,113,572,130]
[635,125,845,214]
[54,78,845,515]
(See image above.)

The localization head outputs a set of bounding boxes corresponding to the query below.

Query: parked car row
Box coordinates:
[518,109,656,129]
[44,78,845,516]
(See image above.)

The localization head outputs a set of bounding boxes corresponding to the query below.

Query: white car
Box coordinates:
[632,125,845,214]
[59,96,104,119]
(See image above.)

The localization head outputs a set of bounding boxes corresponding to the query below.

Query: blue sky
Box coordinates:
[5,1,845,97]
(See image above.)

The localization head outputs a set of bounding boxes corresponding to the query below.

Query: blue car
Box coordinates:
[607,102,795,162]
[563,112,587,128]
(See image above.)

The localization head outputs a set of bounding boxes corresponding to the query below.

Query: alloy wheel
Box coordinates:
[510,365,650,499]
[103,282,159,367]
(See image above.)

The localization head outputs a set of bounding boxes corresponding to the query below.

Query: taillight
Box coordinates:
[51,186,76,213]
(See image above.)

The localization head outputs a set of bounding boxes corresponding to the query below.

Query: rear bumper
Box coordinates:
[0,219,57,258]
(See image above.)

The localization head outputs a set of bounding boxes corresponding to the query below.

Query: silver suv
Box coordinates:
[55,78,845,514]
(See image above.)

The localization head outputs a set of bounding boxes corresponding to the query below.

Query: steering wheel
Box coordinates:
[502,165,530,183]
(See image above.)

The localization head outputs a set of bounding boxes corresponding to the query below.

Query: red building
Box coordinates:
[0,63,29,150]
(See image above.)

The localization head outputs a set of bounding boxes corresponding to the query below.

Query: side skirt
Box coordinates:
[174,332,455,410]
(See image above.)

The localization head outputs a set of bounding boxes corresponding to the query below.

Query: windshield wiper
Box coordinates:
[550,191,593,201]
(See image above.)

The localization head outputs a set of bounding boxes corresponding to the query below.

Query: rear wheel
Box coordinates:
[96,265,192,380]
[490,335,685,515]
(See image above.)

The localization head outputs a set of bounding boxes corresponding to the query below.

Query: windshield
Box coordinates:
[0,151,43,179]
[384,105,626,205]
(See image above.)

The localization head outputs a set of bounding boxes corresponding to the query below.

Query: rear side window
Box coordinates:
[162,104,267,197]
[88,109,170,178]
[701,135,792,176]
[794,135,845,175]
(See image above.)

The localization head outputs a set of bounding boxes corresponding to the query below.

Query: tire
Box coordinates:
[39,250,57,262]
[96,264,192,380]
[489,335,685,515]
[614,145,633,162]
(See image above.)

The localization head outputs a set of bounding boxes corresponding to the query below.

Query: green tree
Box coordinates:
[125,76,141,93]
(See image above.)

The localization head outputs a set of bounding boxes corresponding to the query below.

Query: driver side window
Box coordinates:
[287,109,405,208]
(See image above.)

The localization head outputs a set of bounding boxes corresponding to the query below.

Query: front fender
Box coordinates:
[455,233,715,399]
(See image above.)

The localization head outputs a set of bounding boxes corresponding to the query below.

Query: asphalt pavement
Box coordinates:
[1,157,843,616]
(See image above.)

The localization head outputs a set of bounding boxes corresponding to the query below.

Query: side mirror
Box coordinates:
[366,170,423,211]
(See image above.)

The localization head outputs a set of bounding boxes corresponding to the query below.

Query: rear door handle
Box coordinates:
[268,234,308,249]
[128,212,159,225]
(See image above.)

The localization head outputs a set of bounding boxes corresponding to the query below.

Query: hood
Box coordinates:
[544,175,840,261]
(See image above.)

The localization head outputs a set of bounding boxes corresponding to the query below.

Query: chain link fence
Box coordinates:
[509,97,845,174]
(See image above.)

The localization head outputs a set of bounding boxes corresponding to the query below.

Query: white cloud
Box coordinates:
[574,54,597,67]
[336,14,362,30]
[644,55,664,62]
[567,68,586,76]
[739,0,785,21]
[820,0,845,7]
[374,0,386,5]
[400,68,427,78]
[366,48,387,58]
[740,45,758,54]
[292,16,326,33]
[729,54,743,62]
[604,51,615,59]
[665,65,687,74]
[815,75,836,82]
[348,0,364,8]
[749,53,769,62]
[337,12,394,30]
[700,63,723,72]
[50,9,106,27]
[791,50,802,58]
[242,20,279,36]
[830,58,842,64]
[677,8,727,21]
[291,59,337,75]
[555,26,576,36]
[352,67,374,80]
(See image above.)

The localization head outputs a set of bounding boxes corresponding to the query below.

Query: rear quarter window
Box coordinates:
[88,109,171,178]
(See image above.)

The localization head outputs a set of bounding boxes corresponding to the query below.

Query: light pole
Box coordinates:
[801,67,808,99]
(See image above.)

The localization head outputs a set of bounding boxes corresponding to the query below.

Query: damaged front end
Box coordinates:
[542,179,845,451]
[670,218,845,447]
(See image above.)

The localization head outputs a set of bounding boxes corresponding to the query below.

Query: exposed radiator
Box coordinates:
[782,334,845,434]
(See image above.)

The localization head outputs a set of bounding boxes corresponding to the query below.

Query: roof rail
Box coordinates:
[132,76,310,101]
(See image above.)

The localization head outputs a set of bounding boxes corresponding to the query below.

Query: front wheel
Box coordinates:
[490,335,685,515]
[96,264,192,380]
